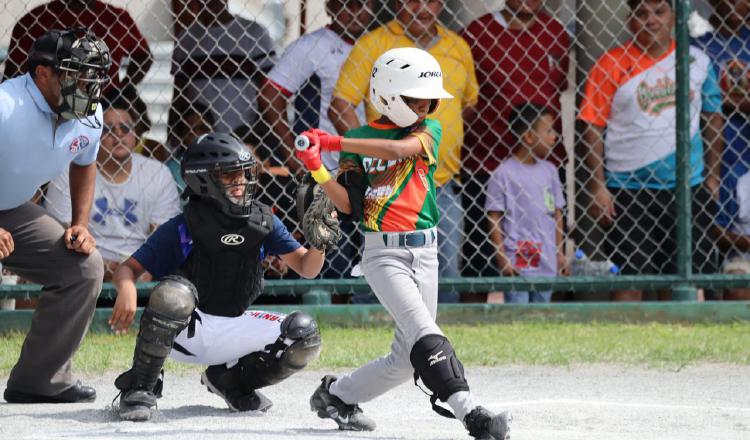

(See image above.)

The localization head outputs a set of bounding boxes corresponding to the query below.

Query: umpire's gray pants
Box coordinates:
[0,202,103,396]
[330,229,442,404]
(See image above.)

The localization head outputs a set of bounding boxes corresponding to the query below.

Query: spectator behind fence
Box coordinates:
[579,0,723,301]
[328,0,478,302]
[715,169,750,300]
[167,100,215,193]
[460,0,569,280]
[259,0,373,281]
[4,0,153,98]
[0,29,108,404]
[171,0,275,142]
[260,0,372,176]
[486,103,567,304]
[45,98,181,281]
[692,1,750,258]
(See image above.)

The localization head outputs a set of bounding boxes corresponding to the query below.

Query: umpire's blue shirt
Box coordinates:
[0,73,101,210]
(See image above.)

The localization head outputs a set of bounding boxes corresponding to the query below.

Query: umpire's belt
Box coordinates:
[365,227,437,249]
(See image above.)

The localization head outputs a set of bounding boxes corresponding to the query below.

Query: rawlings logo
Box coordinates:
[238,150,252,161]
[220,234,245,245]
[69,135,90,153]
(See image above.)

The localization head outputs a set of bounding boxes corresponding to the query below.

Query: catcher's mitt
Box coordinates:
[302,185,342,251]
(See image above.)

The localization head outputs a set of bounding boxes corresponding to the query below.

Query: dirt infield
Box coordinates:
[1,365,748,440]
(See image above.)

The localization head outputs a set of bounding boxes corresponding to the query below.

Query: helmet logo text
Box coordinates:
[418,71,441,78]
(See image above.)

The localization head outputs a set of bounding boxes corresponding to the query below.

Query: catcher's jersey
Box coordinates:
[339,119,441,232]
[131,213,299,279]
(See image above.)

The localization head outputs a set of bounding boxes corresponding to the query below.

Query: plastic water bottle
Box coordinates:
[570,249,619,276]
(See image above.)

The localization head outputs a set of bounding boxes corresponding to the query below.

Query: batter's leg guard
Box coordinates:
[309,375,376,431]
[410,334,470,419]
[115,276,197,421]
[237,311,322,390]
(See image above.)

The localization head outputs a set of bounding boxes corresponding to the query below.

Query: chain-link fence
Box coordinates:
[3,0,750,302]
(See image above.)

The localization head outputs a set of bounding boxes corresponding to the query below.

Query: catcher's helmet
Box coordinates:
[369,47,453,127]
[181,132,259,218]
[29,27,111,127]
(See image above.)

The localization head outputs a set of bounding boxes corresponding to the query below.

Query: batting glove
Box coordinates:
[305,128,342,152]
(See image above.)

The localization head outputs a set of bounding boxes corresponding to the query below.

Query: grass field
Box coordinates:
[2,322,749,376]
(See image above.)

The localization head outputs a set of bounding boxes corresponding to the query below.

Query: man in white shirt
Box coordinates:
[45,98,181,280]
[259,0,372,174]
[258,0,373,284]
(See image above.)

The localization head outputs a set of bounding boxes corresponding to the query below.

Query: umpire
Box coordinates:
[0,28,110,403]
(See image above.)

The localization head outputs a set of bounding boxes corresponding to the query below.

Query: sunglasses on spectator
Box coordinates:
[103,123,134,135]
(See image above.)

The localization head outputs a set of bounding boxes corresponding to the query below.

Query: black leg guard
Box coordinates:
[410,334,470,419]
[116,276,197,394]
[238,311,321,390]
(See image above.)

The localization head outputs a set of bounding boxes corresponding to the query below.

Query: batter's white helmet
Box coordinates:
[369,47,453,127]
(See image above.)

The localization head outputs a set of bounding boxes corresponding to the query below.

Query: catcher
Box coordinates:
[108,132,341,421]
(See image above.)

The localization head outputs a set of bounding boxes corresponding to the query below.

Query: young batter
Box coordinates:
[295,47,512,440]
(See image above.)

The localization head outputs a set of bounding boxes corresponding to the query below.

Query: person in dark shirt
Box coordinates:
[109,132,326,421]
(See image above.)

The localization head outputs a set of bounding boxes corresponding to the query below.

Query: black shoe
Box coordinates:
[4,381,96,403]
[118,389,157,422]
[463,406,512,440]
[201,365,273,412]
[309,375,376,431]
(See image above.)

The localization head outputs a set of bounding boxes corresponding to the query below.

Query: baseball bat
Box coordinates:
[294,135,310,151]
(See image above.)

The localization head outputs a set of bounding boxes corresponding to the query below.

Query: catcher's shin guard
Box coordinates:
[115,276,196,402]
[237,311,322,389]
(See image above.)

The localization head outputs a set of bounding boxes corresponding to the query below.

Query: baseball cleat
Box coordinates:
[463,406,512,440]
[117,389,156,422]
[201,366,273,412]
[310,375,376,431]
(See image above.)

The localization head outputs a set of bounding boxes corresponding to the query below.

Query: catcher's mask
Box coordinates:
[181,132,259,218]
[29,27,111,128]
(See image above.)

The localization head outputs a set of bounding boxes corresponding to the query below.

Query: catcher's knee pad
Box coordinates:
[410,334,470,403]
[123,276,198,392]
[238,311,322,389]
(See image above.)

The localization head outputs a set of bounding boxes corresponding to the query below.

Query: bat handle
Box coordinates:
[294,135,310,151]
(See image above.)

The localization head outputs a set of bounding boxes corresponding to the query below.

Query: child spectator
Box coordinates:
[486,103,567,303]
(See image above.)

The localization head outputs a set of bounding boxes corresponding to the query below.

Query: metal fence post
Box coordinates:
[674,0,698,301]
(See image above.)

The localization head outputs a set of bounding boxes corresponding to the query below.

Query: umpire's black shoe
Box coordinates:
[201,365,273,412]
[463,406,512,440]
[310,375,376,431]
[4,381,96,404]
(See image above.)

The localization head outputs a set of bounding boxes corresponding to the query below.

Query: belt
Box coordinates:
[366,228,437,248]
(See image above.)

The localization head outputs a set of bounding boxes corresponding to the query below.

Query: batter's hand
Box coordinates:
[109,290,137,335]
[295,132,324,171]
[305,128,342,152]
[0,228,14,260]
[64,224,96,255]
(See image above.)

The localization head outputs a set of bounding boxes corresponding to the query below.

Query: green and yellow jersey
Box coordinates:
[339,119,441,232]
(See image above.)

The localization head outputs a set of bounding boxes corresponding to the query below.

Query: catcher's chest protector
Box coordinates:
[180,198,273,317]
